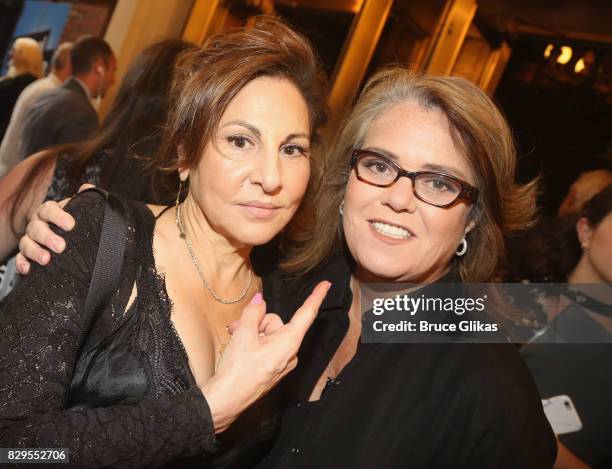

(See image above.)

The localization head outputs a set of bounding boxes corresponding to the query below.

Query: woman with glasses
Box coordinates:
[259,70,556,468]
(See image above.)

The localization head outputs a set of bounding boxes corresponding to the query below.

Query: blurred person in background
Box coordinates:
[18,36,116,160]
[0,42,73,178]
[0,37,43,140]
[522,185,612,469]
[506,169,612,284]
[558,170,612,218]
[0,39,194,302]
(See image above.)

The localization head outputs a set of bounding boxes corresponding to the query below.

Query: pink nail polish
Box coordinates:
[251,292,263,304]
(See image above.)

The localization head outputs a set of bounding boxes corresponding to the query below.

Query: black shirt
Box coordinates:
[261,253,557,469]
[521,306,612,468]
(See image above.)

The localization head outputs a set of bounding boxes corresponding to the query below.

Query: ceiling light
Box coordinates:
[544,44,554,58]
[557,46,572,65]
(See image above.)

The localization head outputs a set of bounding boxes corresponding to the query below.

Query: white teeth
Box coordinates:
[371,221,412,239]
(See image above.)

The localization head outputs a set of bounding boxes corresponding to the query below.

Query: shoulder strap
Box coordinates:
[74,191,128,358]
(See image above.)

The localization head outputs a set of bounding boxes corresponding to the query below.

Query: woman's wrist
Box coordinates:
[199,376,237,434]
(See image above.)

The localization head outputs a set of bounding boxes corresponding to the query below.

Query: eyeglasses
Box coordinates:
[351,149,478,208]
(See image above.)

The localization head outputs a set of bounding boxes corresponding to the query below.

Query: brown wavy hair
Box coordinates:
[284,69,538,282]
[151,16,329,243]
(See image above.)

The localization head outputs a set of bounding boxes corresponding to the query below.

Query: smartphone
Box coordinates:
[542,395,583,435]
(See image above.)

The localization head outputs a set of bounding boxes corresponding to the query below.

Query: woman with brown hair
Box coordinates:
[259,69,556,467]
[0,17,329,468]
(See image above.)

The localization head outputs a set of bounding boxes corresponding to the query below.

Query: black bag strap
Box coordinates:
[74,191,128,358]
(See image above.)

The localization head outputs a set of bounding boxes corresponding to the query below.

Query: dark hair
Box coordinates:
[581,185,612,226]
[507,185,612,281]
[557,185,612,276]
[8,39,196,235]
[71,36,114,75]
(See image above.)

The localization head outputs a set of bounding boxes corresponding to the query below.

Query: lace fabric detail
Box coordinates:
[134,263,194,397]
[0,190,216,468]
[46,151,105,203]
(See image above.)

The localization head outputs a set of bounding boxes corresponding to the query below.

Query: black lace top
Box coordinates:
[0,190,276,468]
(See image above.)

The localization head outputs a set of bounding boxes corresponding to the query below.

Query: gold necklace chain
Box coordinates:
[175,203,253,305]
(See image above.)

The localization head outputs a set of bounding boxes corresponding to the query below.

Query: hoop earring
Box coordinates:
[456,237,467,256]
[339,200,344,216]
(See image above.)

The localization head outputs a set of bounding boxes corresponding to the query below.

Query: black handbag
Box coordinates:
[65,190,128,407]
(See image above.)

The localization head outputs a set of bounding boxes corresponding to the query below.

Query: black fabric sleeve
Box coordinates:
[462,345,557,469]
[0,190,217,468]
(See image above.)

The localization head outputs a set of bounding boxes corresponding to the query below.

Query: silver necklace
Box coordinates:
[175,203,253,304]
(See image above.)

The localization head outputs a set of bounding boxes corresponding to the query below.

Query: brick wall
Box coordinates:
[59,2,115,43]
